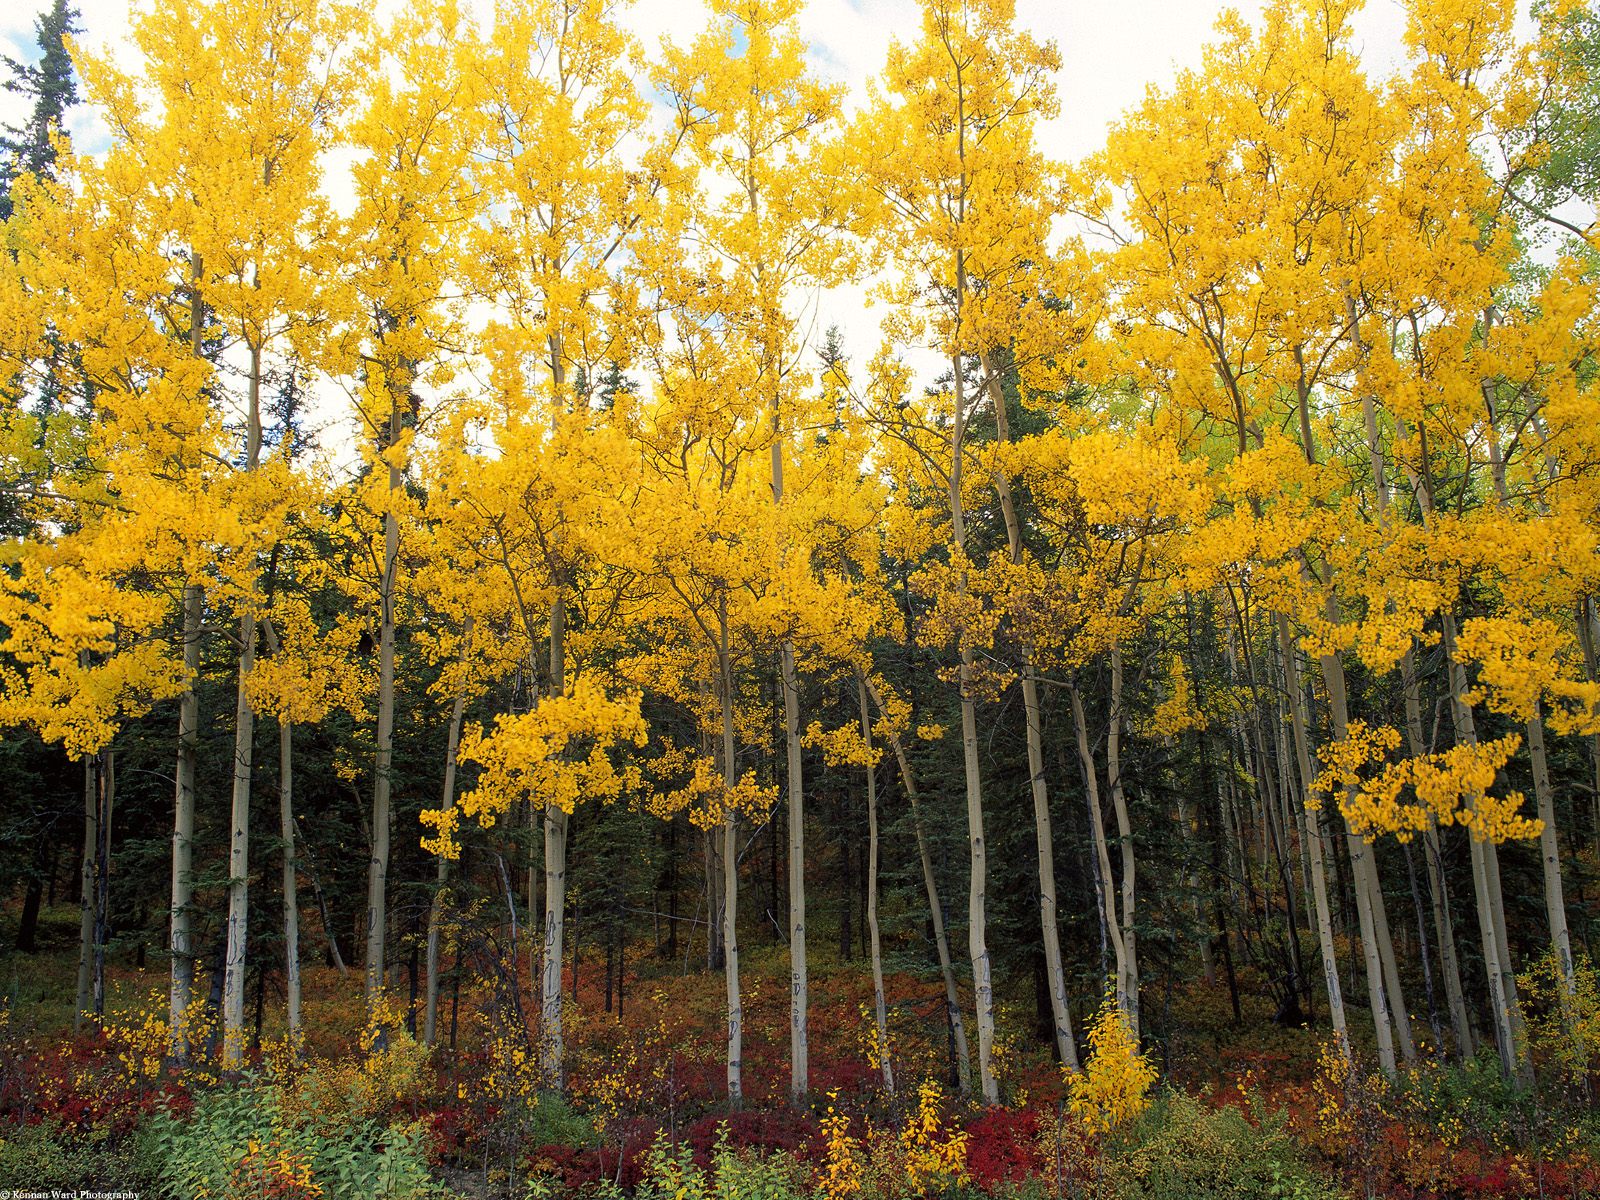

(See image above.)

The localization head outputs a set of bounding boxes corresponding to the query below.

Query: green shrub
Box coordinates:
[0,1118,163,1191]
[524,1092,599,1149]
[145,1078,440,1200]
[610,1130,810,1200]
[1102,1092,1341,1200]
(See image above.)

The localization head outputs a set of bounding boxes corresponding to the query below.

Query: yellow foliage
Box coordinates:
[1067,993,1156,1135]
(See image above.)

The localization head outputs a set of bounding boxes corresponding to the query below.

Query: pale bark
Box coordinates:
[978,350,1077,1070]
[1527,710,1575,997]
[947,331,998,1105]
[862,675,972,1094]
[542,599,569,1084]
[1442,610,1527,1080]
[365,396,402,1005]
[170,253,205,1052]
[170,582,202,1054]
[424,619,472,1048]
[222,342,264,1071]
[859,679,895,1096]
[1069,684,1130,1022]
[717,601,744,1106]
[1317,644,1399,1076]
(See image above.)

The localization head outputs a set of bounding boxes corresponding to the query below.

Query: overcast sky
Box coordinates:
[0,0,1475,170]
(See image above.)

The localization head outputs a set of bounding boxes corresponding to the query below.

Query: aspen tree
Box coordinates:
[655,0,846,1100]
[852,0,1063,1104]
[336,0,479,1009]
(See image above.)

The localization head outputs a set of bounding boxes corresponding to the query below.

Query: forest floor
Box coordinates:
[0,902,1597,1199]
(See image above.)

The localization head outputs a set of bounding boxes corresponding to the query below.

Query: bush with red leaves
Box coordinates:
[963,1106,1042,1191]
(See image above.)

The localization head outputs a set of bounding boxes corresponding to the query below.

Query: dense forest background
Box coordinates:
[2,0,1600,1196]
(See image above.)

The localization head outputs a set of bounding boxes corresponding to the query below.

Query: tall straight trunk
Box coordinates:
[978,350,1077,1070]
[223,341,264,1071]
[280,719,301,1048]
[425,619,473,1048]
[542,599,569,1084]
[222,614,257,1071]
[1278,614,1350,1060]
[949,337,998,1105]
[171,251,205,1052]
[771,433,808,1103]
[863,675,972,1094]
[75,755,97,1030]
[366,399,402,1004]
[171,582,202,1053]
[859,680,894,1096]
[717,601,744,1107]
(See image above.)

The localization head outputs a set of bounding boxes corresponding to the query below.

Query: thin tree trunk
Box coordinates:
[280,719,301,1048]
[223,341,264,1070]
[75,754,97,1030]
[978,349,1077,1070]
[171,250,205,1053]
[1070,684,1130,1019]
[1442,610,1527,1081]
[1278,614,1350,1061]
[170,581,202,1055]
[718,601,743,1107]
[859,679,895,1095]
[365,382,403,1006]
[1403,649,1474,1059]
[542,600,569,1084]
[1108,646,1139,1037]
[783,643,806,1099]
[949,338,998,1105]
[425,619,472,1048]
[862,674,972,1094]
[92,749,114,1019]
[1529,708,1576,996]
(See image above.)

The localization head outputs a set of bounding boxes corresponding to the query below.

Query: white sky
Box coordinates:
[0,0,1444,157]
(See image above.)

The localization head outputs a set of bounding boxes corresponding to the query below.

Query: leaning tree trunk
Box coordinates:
[979,351,1077,1070]
[1107,646,1139,1037]
[863,675,972,1095]
[1278,614,1351,1061]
